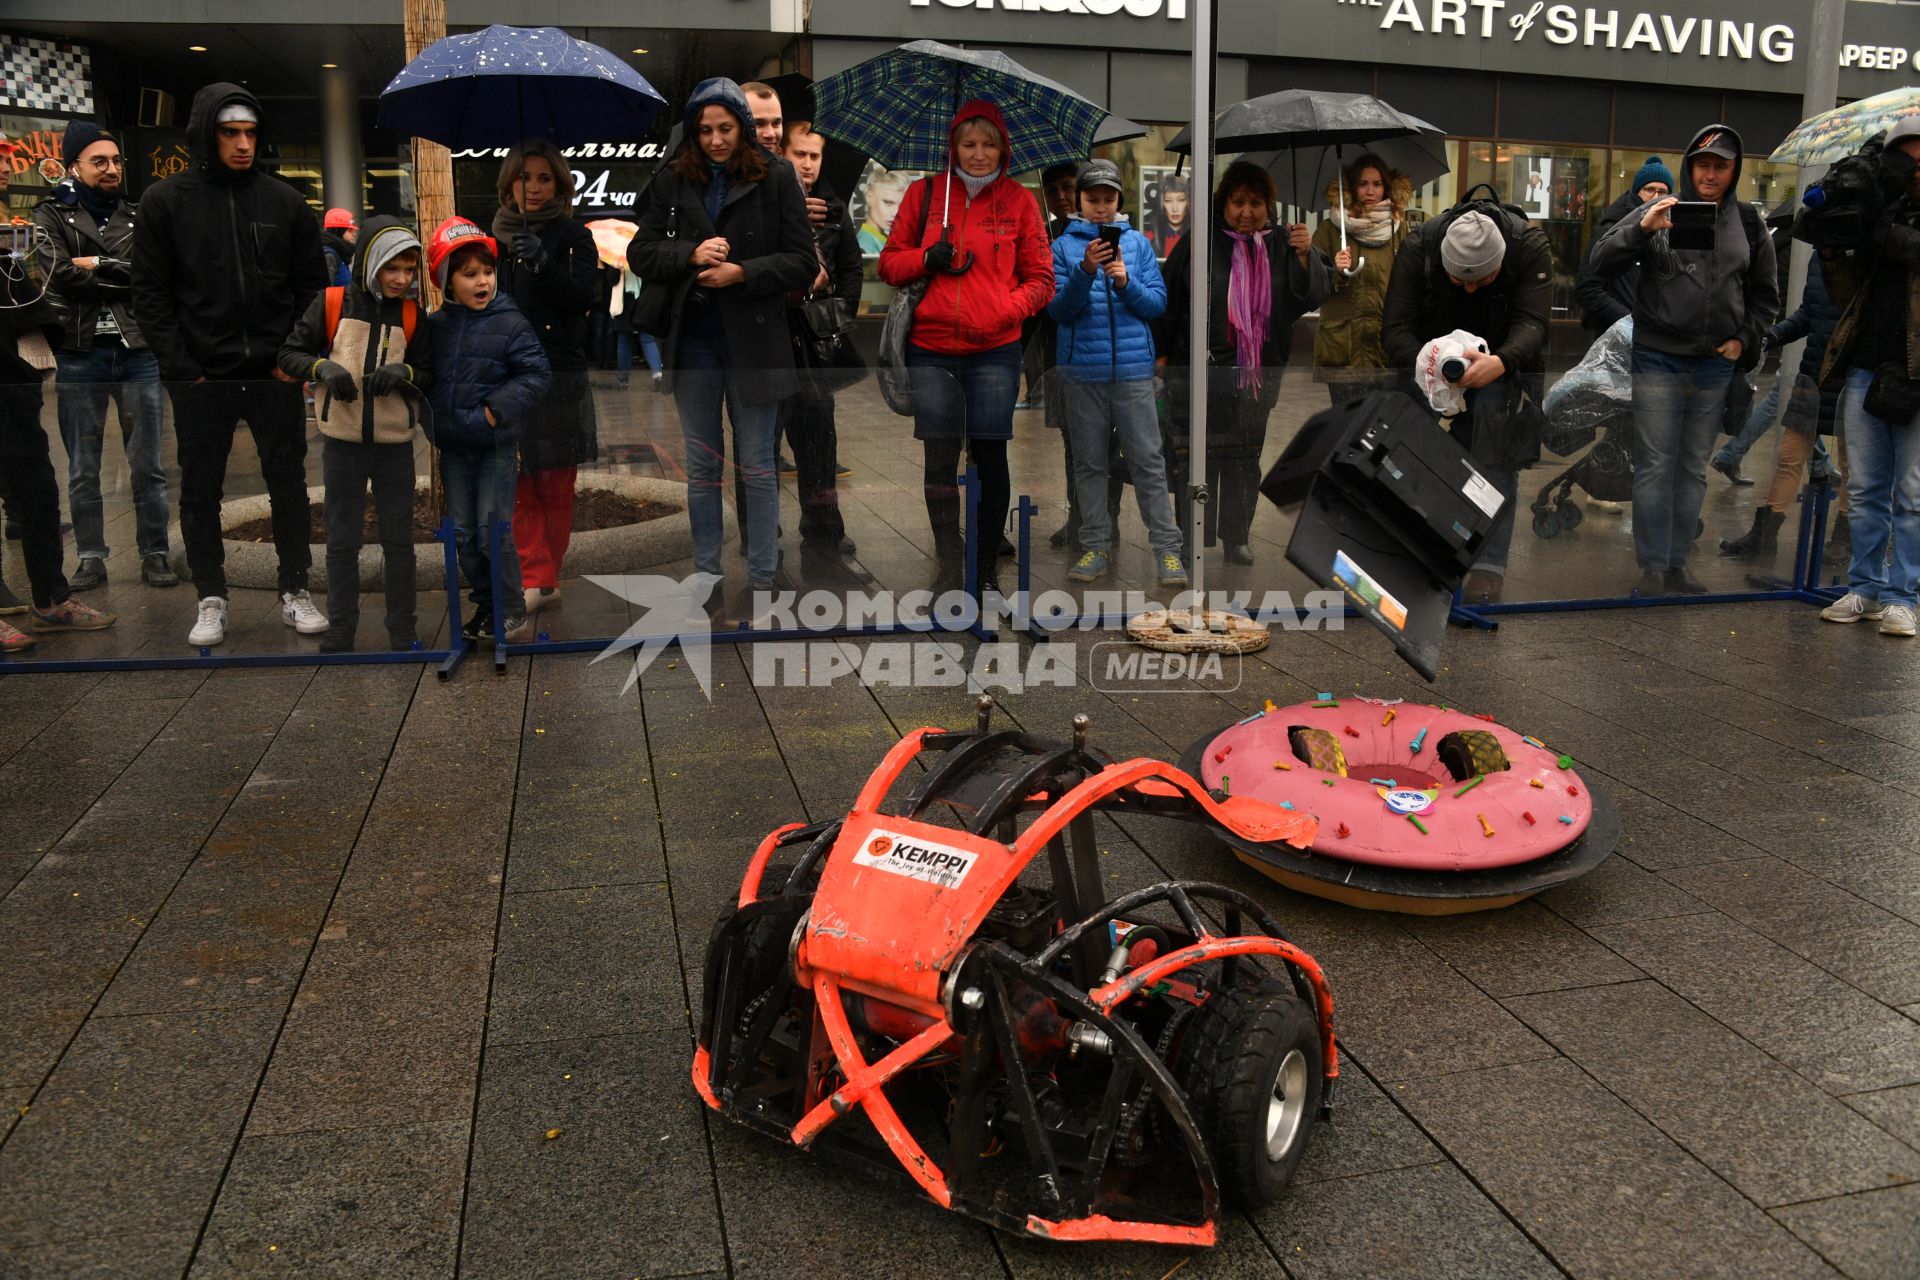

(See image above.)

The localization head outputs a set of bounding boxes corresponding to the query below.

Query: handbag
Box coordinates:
[630,203,679,339]
[875,181,936,417]
[797,295,868,396]
[1864,362,1920,425]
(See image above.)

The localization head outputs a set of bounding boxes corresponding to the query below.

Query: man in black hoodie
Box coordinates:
[1576,155,1672,334]
[1588,124,1778,596]
[131,83,329,648]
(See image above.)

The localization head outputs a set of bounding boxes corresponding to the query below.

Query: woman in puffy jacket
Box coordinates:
[1311,153,1412,405]
[1047,159,1185,588]
[1161,161,1333,566]
[494,139,601,616]
[628,78,815,619]
[878,100,1054,596]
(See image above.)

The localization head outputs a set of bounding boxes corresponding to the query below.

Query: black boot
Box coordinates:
[928,529,965,595]
[1719,508,1785,559]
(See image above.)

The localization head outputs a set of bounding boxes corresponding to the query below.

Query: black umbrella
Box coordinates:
[1169,89,1440,275]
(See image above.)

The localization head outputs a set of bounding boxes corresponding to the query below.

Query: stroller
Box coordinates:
[1534,318,1635,539]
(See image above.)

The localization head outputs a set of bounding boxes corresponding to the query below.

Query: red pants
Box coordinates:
[514,466,576,590]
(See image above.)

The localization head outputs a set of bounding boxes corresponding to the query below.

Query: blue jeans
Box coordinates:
[1839,366,1920,609]
[673,329,779,582]
[54,341,169,559]
[1064,378,1181,555]
[617,331,662,382]
[904,342,1022,441]
[1630,348,1734,571]
[440,441,522,614]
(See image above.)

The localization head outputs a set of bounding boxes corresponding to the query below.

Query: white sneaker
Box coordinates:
[1878,604,1917,637]
[281,589,329,634]
[1820,592,1886,624]
[188,596,229,647]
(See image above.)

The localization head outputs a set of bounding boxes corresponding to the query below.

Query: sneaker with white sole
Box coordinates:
[281,590,329,634]
[1878,604,1917,637]
[0,617,35,652]
[1157,552,1190,588]
[188,596,229,647]
[1820,592,1886,624]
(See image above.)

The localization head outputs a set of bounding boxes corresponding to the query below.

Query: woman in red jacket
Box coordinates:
[879,101,1054,596]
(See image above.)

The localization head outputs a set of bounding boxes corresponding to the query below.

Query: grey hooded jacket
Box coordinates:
[1587,123,1779,359]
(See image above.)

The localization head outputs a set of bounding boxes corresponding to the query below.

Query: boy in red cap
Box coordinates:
[423,217,549,643]
[322,208,358,287]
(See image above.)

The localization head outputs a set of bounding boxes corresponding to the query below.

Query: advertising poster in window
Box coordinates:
[849,161,925,256]
[1140,165,1190,259]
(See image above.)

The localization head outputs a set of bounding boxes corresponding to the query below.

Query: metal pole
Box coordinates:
[1186,0,1214,624]
[1783,0,1846,380]
[319,66,362,217]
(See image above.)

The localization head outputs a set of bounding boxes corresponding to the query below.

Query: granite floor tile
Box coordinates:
[0,1002,90,1091]
[1399,1057,1840,1280]
[190,1119,467,1279]
[1507,981,1920,1205]
[1290,1057,1441,1186]
[1253,1160,1559,1280]
[0,1002,283,1248]
[0,1084,28,1144]
[245,937,492,1137]
[0,1230,200,1280]
[1403,901,1643,997]
[1840,1083,1920,1152]
[1536,853,1709,927]
[1661,856,1920,1006]
[1594,912,1920,1093]
[506,770,667,892]
[486,882,688,1046]
[460,1034,726,1280]
[1771,1184,1920,1280]
[1299,927,1554,1082]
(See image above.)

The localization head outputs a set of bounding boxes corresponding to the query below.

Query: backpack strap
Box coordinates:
[323,286,344,347]
[1735,201,1763,269]
[401,298,418,346]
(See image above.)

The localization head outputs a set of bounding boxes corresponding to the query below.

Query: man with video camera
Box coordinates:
[1588,124,1778,597]
[1813,116,1920,638]
[1382,192,1554,605]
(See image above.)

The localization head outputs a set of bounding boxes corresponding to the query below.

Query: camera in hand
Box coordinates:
[1796,143,1890,253]
[1440,355,1469,384]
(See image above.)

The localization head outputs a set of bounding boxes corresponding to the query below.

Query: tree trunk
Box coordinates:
[403,0,452,509]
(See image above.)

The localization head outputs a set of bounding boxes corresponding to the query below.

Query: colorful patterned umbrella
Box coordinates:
[1770,87,1920,167]
[379,24,666,150]
[584,218,638,270]
[811,40,1120,177]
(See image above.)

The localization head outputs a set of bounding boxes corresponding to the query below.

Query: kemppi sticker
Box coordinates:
[852,828,980,889]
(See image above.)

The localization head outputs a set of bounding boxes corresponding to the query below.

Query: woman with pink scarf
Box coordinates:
[1159,162,1333,565]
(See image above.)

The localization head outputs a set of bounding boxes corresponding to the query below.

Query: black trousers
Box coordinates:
[780,386,845,545]
[1170,373,1281,549]
[169,378,311,599]
[321,436,416,636]
[0,381,71,610]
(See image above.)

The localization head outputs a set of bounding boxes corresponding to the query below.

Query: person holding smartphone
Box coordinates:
[1588,124,1778,597]
[1047,159,1184,588]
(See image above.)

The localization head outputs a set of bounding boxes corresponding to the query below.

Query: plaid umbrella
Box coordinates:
[1771,87,1920,166]
[812,40,1117,177]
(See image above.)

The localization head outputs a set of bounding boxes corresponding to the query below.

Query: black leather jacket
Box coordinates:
[32,184,145,353]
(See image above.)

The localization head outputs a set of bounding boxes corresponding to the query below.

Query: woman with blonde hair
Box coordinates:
[1311,152,1412,405]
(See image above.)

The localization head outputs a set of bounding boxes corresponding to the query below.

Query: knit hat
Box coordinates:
[358,219,423,294]
[426,216,496,290]
[324,207,357,231]
[61,121,119,171]
[215,102,258,126]
[1440,211,1506,284]
[1077,158,1123,196]
[1631,155,1674,194]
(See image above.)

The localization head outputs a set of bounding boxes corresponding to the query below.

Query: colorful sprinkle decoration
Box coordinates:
[1382,709,1397,726]
[1335,822,1351,838]
[1522,811,1537,825]
[1410,727,1430,754]
[1273,761,1292,771]
[1557,754,1574,769]
[1529,778,1545,789]
[1477,813,1495,838]
[1558,815,1574,825]
[1522,735,1545,748]
[1407,814,1429,835]
[1454,774,1486,798]
[1278,800,1295,810]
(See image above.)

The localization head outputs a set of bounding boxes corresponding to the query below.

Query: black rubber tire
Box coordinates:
[1560,502,1584,530]
[1532,508,1561,539]
[1436,729,1510,782]
[1177,980,1323,1208]
[1288,726,1348,777]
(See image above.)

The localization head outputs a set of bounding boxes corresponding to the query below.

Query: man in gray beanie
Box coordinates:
[1383,194,1554,604]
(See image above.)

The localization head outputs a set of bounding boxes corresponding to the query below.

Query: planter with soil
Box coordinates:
[204,474,710,591]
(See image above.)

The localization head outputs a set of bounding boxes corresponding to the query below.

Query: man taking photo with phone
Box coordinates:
[1588,124,1778,596]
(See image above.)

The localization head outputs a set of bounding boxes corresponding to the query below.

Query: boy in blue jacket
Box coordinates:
[1049,160,1186,587]
[424,217,551,644]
